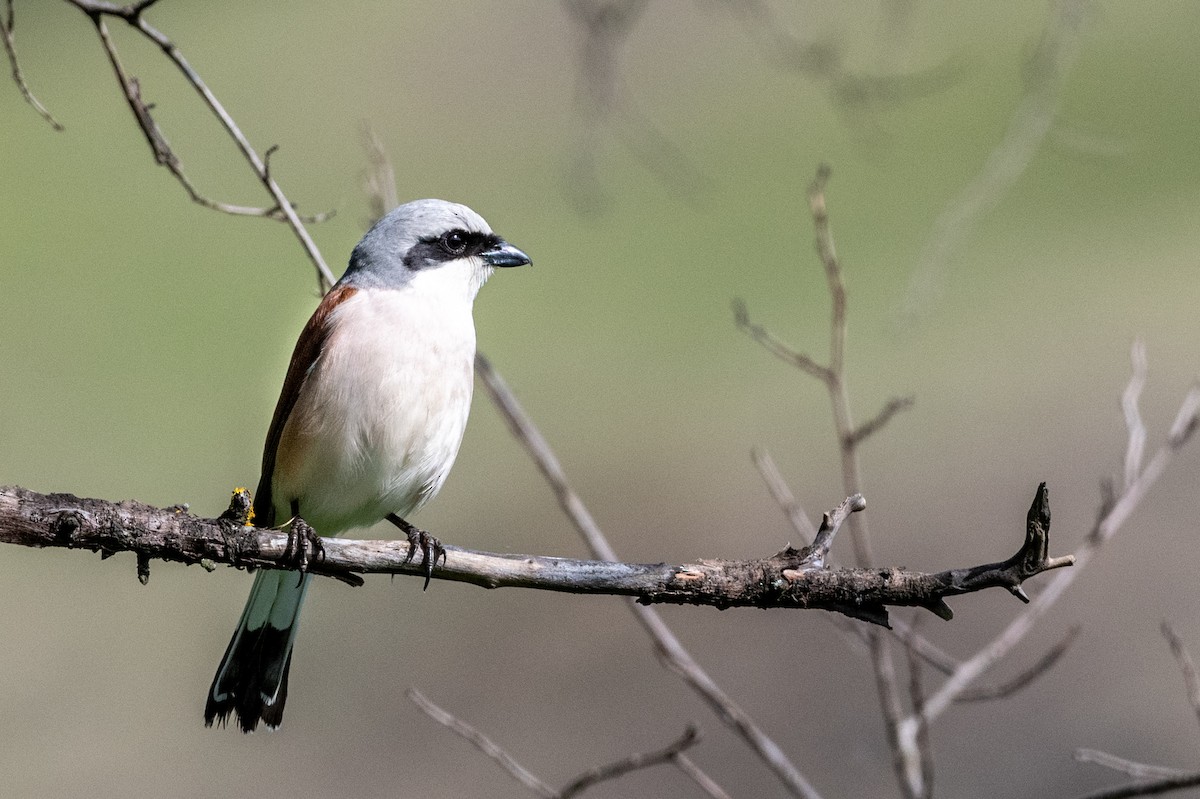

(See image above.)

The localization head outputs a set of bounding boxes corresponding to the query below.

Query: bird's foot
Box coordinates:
[386,513,446,591]
[281,516,324,573]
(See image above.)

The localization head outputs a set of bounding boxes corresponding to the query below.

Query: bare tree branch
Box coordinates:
[740,164,924,795]
[750,445,821,543]
[408,689,559,798]
[477,352,825,799]
[1075,749,1191,782]
[901,0,1091,322]
[559,725,701,799]
[846,395,915,448]
[955,624,1081,703]
[1073,771,1200,799]
[1161,621,1200,736]
[45,0,338,289]
[913,374,1200,728]
[1,0,64,130]
[673,753,734,799]
[0,484,1071,617]
[409,689,715,799]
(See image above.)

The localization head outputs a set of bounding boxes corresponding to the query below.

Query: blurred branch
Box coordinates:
[1072,626,1200,798]
[361,122,399,226]
[409,689,718,799]
[1075,749,1191,782]
[561,0,707,211]
[910,355,1200,730]
[1161,622,1200,735]
[901,0,1091,322]
[558,725,702,799]
[407,689,558,798]
[751,445,820,542]
[1,0,64,130]
[954,624,1081,703]
[477,353,822,799]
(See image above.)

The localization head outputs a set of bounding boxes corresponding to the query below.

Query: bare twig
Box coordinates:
[362,122,399,226]
[474,354,826,799]
[561,0,706,211]
[407,689,558,798]
[1160,622,1200,738]
[1,0,64,130]
[750,445,820,543]
[409,689,713,799]
[901,622,934,798]
[1123,339,1149,489]
[955,624,1081,702]
[56,0,336,289]
[846,396,915,448]
[559,725,701,799]
[1071,625,1200,798]
[901,0,1091,322]
[913,376,1200,728]
[732,298,831,381]
[0,484,1068,617]
[1075,749,1191,781]
[674,754,734,799]
[1073,771,1200,799]
[740,165,922,796]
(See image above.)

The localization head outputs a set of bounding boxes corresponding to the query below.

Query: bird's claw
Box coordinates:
[282,516,324,574]
[403,527,446,591]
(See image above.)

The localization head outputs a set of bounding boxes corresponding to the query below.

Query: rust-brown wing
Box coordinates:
[253,284,358,527]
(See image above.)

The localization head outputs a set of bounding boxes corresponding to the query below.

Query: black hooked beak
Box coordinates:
[482,240,531,268]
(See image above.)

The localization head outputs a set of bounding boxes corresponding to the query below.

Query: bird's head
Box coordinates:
[343,199,530,299]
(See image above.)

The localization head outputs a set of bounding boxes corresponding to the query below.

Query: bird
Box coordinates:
[204,199,530,733]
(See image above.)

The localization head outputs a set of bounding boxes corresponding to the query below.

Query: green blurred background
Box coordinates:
[2,2,1199,797]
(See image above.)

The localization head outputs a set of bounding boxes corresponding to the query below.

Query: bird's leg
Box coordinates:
[386,513,446,591]
[281,502,324,574]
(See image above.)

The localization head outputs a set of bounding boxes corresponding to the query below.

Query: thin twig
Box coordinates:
[362,122,399,227]
[955,624,1081,702]
[61,0,337,290]
[1072,771,1200,799]
[804,166,919,797]
[1075,749,1191,781]
[1123,339,1148,490]
[559,725,701,799]
[1161,622,1200,736]
[846,396,915,448]
[674,753,734,799]
[901,0,1090,322]
[915,377,1200,727]
[732,298,831,381]
[751,446,820,543]
[1,0,64,130]
[407,689,558,798]
[474,353,825,799]
[902,620,934,799]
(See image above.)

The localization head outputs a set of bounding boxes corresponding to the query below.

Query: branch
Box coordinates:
[901,0,1091,322]
[559,725,701,799]
[407,689,558,798]
[57,0,337,289]
[1,0,64,130]
[476,353,825,799]
[409,689,717,799]
[0,484,1071,623]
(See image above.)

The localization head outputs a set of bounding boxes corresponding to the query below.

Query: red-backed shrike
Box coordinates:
[205,199,530,732]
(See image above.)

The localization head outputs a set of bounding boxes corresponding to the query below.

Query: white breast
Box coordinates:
[272,286,477,535]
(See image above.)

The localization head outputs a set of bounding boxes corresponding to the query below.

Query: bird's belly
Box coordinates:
[272,291,476,536]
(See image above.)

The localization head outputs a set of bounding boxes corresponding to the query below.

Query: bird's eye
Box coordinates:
[440,231,468,256]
